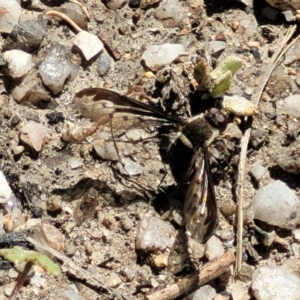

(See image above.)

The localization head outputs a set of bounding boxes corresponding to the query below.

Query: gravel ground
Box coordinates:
[0,0,300,299]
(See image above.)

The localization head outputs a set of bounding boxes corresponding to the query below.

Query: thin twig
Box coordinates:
[235,25,298,274]
[43,11,83,33]
[146,250,235,300]
[26,237,122,299]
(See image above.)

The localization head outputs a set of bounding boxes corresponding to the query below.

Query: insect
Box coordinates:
[73,87,229,243]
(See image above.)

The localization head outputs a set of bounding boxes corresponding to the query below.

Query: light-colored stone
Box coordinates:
[205,236,224,261]
[0,0,21,33]
[19,121,47,152]
[3,50,32,78]
[73,31,103,61]
[0,171,12,204]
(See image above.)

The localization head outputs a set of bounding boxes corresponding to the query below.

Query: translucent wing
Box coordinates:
[73,88,184,130]
[183,145,218,243]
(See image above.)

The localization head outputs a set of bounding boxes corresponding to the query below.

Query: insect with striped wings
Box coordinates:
[73,87,234,243]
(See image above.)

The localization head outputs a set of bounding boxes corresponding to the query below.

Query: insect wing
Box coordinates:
[73,88,184,130]
[183,146,218,243]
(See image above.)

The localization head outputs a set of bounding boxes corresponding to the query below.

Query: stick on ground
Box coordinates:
[146,250,235,300]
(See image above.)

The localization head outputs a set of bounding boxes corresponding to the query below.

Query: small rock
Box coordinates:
[108,272,122,287]
[8,268,18,279]
[121,217,133,232]
[4,284,14,297]
[293,228,300,241]
[188,239,205,260]
[155,0,185,28]
[65,243,76,257]
[223,123,243,140]
[11,18,48,49]
[46,196,62,213]
[0,0,21,33]
[261,230,276,247]
[30,272,47,291]
[265,0,300,11]
[11,144,24,156]
[10,114,22,127]
[220,199,236,217]
[3,50,32,78]
[97,52,112,76]
[19,121,47,152]
[67,157,83,170]
[231,280,249,300]
[61,122,84,142]
[104,0,127,10]
[184,285,216,300]
[205,236,224,260]
[125,129,148,141]
[123,160,141,175]
[25,218,41,228]
[122,266,135,282]
[281,94,300,117]
[282,10,296,22]
[39,42,78,94]
[93,140,119,161]
[285,40,300,65]
[152,253,168,268]
[0,171,12,204]
[252,266,300,300]
[73,31,103,61]
[46,112,64,124]
[142,43,186,70]
[62,284,80,300]
[140,0,160,9]
[250,160,266,181]
[135,215,175,252]
[237,14,257,38]
[208,41,226,55]
[252,180,300,230]
[34,223,64,252]
[24,110,40,123]
[10,69,51,106]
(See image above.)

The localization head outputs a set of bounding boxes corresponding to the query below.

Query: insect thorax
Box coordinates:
[181,116,218,149]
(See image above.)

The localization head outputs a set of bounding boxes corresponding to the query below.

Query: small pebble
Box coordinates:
[252,180,300,230]
[205,236,224,261]
[97,52,112,76]
[142,43,186,70]
[121,217,133,232]
[281,94,300,117]
[73,31,103,61]
[46,112,64,124]
[250,160,266,182]
[8,268,18,279]
[135,215,175,252]
[67,158,83,170]
[293,228,300,242]
[155,0,185,28]
[183,284,216,300]
[108,272,122,288]
[252,266,300,300]
[11,18,47,48]
[93,140,119,161]
[39,42,78,94]
[0,0,21,33]
[19,121,47,152]
[122,267,135,282]
[220,199,236,217]
[0,171,12,204]
[123,160,142,176]
[208,41,226,55]
[3,50,32,78]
